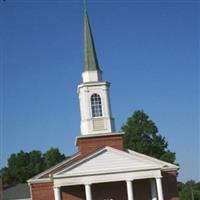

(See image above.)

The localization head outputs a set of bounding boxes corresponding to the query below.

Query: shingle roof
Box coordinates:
[27,152,81,181]
[0,183,31,200]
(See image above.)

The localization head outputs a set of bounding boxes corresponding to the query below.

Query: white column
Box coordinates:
[85,184,92,200]
[156,178,164,200]
[126,180,134,200]
[150,179,157,200]
[54,187,61,200]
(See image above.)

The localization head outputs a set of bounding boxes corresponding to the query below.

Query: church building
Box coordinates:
[28,9,179,200]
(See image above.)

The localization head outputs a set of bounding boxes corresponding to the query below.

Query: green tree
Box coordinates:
[43,148,65,169]
[2,150,43,186]
[179,180,200,200]
[122,110,176,163]
[1,148,66,187]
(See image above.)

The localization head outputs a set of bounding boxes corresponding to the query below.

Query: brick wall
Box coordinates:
[162,171,180,200]
[76,134,124,155]
[31,182,54,200]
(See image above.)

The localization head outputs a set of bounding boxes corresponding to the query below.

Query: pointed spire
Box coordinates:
[84,10,101,72]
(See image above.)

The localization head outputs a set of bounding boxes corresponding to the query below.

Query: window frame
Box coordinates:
[90,93,103,118]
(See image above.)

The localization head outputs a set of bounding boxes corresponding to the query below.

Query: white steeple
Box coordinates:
[77,10,115,136]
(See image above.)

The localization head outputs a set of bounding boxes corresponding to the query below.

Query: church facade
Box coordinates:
[28,10,179,200]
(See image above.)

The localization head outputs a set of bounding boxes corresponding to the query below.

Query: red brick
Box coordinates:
[76,134,124,155]
[31,182,54,200]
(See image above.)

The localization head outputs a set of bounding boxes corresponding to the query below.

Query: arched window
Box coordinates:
[91,93,103,117]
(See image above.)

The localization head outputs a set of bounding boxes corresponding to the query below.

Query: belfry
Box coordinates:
[78,10,115,136]
[28,8,180,200]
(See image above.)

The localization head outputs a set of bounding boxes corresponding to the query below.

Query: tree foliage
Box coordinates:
[43,148,65,169]
[178,180,200,200]
[1,148,65,187]
[122,110,176,163]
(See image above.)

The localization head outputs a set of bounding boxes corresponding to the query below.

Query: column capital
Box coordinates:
[126,179,133,182]
[84,183,92,186]
[54,186,60,189]
[155,176,163,179]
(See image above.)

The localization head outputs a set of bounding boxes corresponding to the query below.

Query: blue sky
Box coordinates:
[0,0,199,182]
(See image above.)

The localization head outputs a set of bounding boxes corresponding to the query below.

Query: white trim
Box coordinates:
[28,178,52,184]
[161,167,178,171]
[127,149,179,170]
[54,168,161,187]
[77,81,110,90]
[55,167,161,178]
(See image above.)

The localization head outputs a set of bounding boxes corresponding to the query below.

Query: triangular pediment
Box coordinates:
[55,147,178,178]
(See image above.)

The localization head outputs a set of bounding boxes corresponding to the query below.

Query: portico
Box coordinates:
[52,146,176,200]
[53,178,164,200]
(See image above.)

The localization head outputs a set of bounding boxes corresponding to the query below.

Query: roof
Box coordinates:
[84,10,101,72]
[53,147,178,186]
[28,146,178,184]
[0,184,31,200]
[28,152,81,183]
[55,146,178,178]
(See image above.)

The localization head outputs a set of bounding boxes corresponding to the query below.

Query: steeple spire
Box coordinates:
[78,8,115,136]
[84,10,101,72]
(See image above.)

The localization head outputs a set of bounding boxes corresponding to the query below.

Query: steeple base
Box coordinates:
[76,132,124,156]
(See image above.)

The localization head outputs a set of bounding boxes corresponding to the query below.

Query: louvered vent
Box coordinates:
[93,118,105,130]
